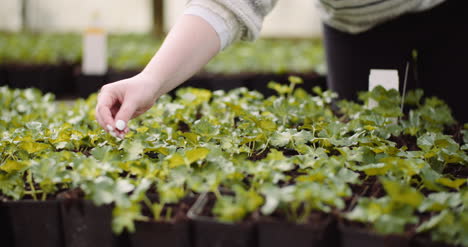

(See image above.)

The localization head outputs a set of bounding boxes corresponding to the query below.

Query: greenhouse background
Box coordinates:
[0,0,322,36]
[1,1,467,247]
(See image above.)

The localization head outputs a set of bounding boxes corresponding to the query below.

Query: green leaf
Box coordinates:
[121,140,144,160]
[354,163,391,176]
[270,130,292,147]
[18,142,50,153]
[260,184,295,215]
[167,153,185,168]
[292,130,313,145]
[416,210,450,233]
[268,81,291,95]
[0,160,29,173]
[144,146,170,156]
[266,149,285,161]
[112,203,146,234]
[259,119,277,132]
[192,119,218,137]
[436,177,466,190]
[186,147,210,164]
[381,178,424,207]
[288,76,303,85]
[26,121,42,130]
[419,192,462,212]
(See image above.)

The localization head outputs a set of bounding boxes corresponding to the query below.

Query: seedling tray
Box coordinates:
[339,223,410,247]
[0,65,8,86]
[75,74,108,98]
[129,220,191,247]
[128,195,194,247]
[6,64,43,89]
[257,216,339,247]
[0,200,64,247]
[60,199,126,247]
[188,193,257,247]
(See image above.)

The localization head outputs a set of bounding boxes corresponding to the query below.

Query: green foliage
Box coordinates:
[0,82,467,246]
[0,33,325,74]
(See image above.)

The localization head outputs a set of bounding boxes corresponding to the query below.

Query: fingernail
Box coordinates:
[119,133,125,139]
[106,124,114,132]
[116,120,126,131]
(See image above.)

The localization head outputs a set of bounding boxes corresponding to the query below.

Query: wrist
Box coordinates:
[133,72,164,99]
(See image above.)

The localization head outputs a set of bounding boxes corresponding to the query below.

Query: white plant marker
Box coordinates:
[400,62,410,118]
[368,69,399,108]
[82,12,107,75]
[116,120,126,131]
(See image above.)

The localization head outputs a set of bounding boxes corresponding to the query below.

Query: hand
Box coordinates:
[95,74,160,138]
[95,14,222,138]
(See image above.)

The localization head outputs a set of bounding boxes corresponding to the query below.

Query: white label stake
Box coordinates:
[82,29,108,75]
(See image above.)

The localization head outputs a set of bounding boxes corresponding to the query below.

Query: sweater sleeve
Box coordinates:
[185,0,278,50]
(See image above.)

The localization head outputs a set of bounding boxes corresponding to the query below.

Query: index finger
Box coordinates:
[96,91,117,131]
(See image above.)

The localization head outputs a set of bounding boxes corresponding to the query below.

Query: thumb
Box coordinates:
[114,100,137,132]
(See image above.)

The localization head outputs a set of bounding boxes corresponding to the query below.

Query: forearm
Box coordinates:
[139,14,221,98]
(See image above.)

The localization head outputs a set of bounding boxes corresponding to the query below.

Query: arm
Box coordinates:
[95,0,278,138]
[95,15,221,138]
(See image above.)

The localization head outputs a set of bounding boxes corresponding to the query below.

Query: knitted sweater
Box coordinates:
[184,0,446,50]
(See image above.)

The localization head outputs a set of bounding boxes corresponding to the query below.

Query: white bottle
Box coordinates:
[82,12,107,75]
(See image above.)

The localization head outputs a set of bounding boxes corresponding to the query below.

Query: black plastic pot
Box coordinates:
[4,64,75,96]
[0,65,8,86]
[0,201,15,246]
[129,220,191,247]
[0,200,64,247]
[339,224,410,247]
[6,64,43,89]
[411,237,455,247]
[190,73,247,91]
[60,199,127,247]
[258,216,338,247]
[38,64,75,95]
[192,219,256,247]
[129,194,195,247]
[188,193,256,247]
[75,74,108,98]
[107,69,139,83]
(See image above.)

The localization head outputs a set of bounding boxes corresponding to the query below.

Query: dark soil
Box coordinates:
[389,134,420,151]
[444,123,464,145]
[442,163,468,179]
[248,148,270,161]
[57,187,85,200]
[345,174,384,211]
[177,121,191,133]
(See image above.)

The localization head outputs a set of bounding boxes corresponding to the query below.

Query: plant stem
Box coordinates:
[27,170,38,200]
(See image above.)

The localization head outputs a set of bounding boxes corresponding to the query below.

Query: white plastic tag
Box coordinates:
[82,31,108,75]
[368,69,399,108]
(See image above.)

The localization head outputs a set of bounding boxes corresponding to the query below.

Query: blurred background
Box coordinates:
[0,0,326,99]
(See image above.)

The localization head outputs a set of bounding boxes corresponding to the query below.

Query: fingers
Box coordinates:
[113,100,137,138]
[96,85,118,132]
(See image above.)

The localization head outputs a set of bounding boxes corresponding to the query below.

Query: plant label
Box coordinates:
[82,28,108,75]
[368,69,399,108]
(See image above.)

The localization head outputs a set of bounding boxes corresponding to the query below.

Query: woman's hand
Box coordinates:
[94,14,222,138]
[95,74,160,138]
